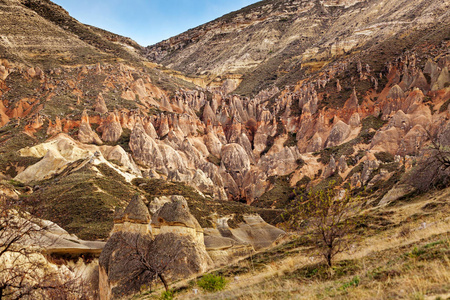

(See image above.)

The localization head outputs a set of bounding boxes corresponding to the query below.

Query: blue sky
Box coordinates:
[52,0,259,46]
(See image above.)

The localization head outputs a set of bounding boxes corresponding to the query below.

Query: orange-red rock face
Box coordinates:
[2,39,450,203]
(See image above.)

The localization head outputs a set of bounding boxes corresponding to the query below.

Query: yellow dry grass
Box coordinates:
[138,188,450,300]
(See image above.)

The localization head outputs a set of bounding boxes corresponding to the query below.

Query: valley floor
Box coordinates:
[137,187,450,300]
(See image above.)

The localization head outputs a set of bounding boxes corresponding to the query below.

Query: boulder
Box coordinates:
[344,89,359,109]
[370,127,401,154]
[389,110,410,131]
[349,113,361,128]
[221,143,251,173]
[46,117,62,136]
[143,118,158,139]
[400,124,428,155]
[99,112,123,143]
[159,144,188,173]
[257,147,300,177]
[253,131,269,156]
[227,215,285,250]
[432,67,450,91]
[409,70,430,92]
[325,120,351,148]
[306,132,323,152]
[323,156,337,178]
[387,84,405,100]
[123,194,151,224]
[204,131,223,158]
[202,102,217,124]
[378,184,416,206]
[338,155,348,173]
[148,196,172,214]
[151,196,202,231]
[78,111,102,145]
[129,122,166,172]
[95,93,108,114]
[100,145,142,176]
[157,115,170,138]
[14,149,68,183]
[0,65,9,81]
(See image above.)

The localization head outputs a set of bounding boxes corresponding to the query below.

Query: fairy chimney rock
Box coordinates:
[113,195,151,235]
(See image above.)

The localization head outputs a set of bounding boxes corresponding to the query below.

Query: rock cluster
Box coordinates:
[99,194,284,299]
[100,195,211,299]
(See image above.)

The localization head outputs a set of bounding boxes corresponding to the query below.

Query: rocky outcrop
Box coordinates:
[14,148,68,183]
[100,195,212,300]
[95,93,108,114]
[0,65,9,81]
[221,143,251,173]
[387,85,405,100]
[151,196,203,236]
[78,111,103,145]
[378,183,416,206]
[129,122,165,172]
[206,214,285,252]
[15,134,141,183]
[112,194,151,234]
[325,121,351,148]
[98,112,123,143]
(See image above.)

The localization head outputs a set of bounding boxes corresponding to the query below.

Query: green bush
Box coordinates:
[160,289,174,300]
[374,151,395,163]
[197,274,227,292]
[339,276,360,290]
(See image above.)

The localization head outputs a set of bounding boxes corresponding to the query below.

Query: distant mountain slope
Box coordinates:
[145,0,450,95]
[0,0,143,67]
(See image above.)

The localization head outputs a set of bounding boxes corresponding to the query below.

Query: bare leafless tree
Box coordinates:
[289,185,356,267]
[407,132,450,192]
[0,198,89,299]
[100,230,198,298]
[119,233,184,292]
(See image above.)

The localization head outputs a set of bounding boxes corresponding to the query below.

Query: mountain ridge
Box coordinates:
[145,0,450,95]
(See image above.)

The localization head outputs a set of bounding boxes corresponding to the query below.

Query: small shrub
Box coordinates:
[339,276,360,290]
[283,132,297,147]
[408,246,426,258]
[296,158,305,168]
[207,154,221,166]
[423,240,444,249]
[160,289,174,300]
[397,226,411,238]
[439,98,450,113]
[197,274,227,292]
[411,292,425,300]
[375,151,395,163]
